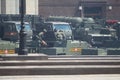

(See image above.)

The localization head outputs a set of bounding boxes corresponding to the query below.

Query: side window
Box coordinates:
[44,24,52,31]
[34,23,44,33]
[5,24,16,32]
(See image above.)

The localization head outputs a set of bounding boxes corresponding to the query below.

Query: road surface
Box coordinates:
[0,74,120,80]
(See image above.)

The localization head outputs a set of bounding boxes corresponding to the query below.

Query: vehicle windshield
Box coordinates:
[53,24,71,31]
[16,24,31,32]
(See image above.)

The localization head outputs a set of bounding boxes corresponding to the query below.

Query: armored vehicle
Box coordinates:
[0,21,33,54]
[86,34,115,47]
[46,16,103,40]
[0,14,120,55]
[45,16,120,55]
[0,21,33,41]
[32,21,89,55]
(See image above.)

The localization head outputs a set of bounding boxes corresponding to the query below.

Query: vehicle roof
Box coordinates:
[45,21,70,25]
[2,21,29,24]
[88,34,112,37]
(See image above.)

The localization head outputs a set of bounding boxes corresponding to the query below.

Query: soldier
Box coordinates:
[55,30,66,41]
[54,30,67,47]
[38,29,47,46]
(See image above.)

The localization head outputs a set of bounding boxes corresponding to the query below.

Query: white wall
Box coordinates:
[1,0,38,15]
[6,0,19,14]
[26,0,38,15]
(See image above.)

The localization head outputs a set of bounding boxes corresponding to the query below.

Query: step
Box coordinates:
[0,65,120,75]
[0,60,120,66]
[0,53,48,60]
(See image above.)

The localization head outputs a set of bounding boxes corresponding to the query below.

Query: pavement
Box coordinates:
[0,54,120,76]
[0,74,120,80]
[0,55,120,75]
[0,53,48,60]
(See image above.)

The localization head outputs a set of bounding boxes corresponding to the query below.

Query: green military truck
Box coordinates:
[46,16,103,40]
[45,16,120,55]
[0,21,33,54]
[0,14,120,55]
[31,21,90,55]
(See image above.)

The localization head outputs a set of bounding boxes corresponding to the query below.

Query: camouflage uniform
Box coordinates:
[38,29,47,46]
[55,31,66,41]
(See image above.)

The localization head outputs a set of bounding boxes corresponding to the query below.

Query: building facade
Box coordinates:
[0,0,38,15]
[0,0,120,20]
[38,0,120,20]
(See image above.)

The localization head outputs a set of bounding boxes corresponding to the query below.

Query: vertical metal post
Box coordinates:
[81,6,84,18]
[79,5,84,18]
[18,0,28,55]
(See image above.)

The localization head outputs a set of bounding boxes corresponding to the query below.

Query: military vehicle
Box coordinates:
[0,21,33,54]
[45,16,120,55]
[86,34,116,47]
[0,14,44,54]
[46,16,119,44]
[31,21,90,55]
[0,21,33,41]
[46,16,103,40]
[0,14,120,55]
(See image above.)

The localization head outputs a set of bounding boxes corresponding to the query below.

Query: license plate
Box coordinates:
[70,48,82,52]
[0,49,15,54]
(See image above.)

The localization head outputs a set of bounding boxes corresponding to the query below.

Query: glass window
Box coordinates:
[16,24,31,32]
[53,24,71,31]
